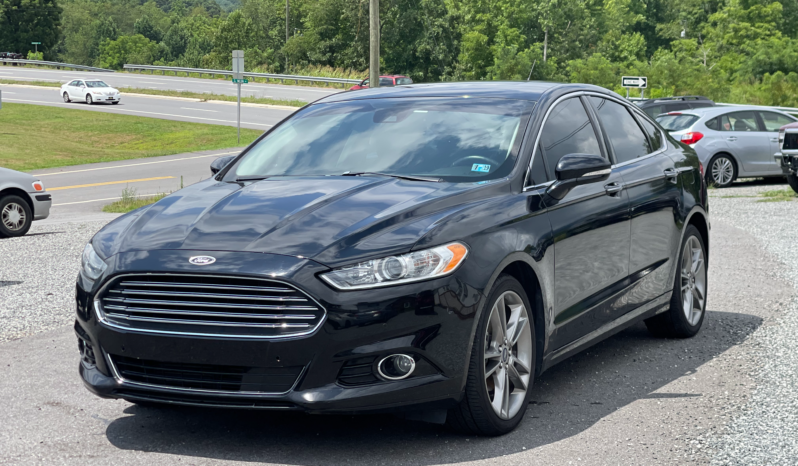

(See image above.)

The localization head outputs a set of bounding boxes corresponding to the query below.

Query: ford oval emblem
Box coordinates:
[188,256,216,266]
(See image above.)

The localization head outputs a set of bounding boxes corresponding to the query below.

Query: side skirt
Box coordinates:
[540,291,672,372]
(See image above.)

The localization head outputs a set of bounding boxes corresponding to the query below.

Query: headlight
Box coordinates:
[81,243,107,281]
[320,242,468,290]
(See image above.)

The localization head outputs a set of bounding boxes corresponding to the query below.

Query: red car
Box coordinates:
[349,75,413,90]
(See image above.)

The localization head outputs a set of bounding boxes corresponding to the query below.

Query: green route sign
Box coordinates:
[31,42,41,45]
[232,78,248,84]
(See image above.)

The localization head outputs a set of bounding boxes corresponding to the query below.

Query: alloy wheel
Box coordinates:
[680,236,706,326]
[1,202,26,231]
[483,291,533,420]
[711,157,734,186]
[63,93,69,103]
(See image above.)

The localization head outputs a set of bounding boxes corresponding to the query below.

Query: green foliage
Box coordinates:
[0,0,61,58]
[27,50,43,60]
[99,34,160,69]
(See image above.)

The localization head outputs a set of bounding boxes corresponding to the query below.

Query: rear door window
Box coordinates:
[720,111,759,131]
[590,97,650,164]
[396,77,413,85]
[539,97,603,178]
[379,78,395,86]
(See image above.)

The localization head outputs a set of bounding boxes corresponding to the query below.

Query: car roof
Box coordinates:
[319,81,608,104]
[657,105,790,119]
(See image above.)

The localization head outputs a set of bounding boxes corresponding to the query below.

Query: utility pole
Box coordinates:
[285,0,290,71]
[369,0,380,88]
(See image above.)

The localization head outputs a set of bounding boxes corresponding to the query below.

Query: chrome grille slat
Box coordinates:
[97,274,325,338]
[102,304,315,320]
[106,313,313,328]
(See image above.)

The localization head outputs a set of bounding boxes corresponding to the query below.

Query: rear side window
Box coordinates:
[720,111,759,132]
[643,105,663,118]
[539,97,602,178]
[639,118,663,152]
[396,78,413,85]
[759,111,795,131]
[655,114,699,131]
[379,78,395,86]
[590,97,650,164]
[705,117,719,130]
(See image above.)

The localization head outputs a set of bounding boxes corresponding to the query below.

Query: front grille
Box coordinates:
[785,133,798,150]
[118,389,299,409]
[111,355,303,394]
[97,274,325,338]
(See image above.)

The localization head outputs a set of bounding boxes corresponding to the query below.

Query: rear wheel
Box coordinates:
[645,225,707,338]
[787,173,798,194]
[86,94,93,105]
[707,154,736,188]
[447,275,535,435]
[63,92,70,103]
[0,195,33,238]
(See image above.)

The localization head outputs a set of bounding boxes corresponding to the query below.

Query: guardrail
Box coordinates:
[123,64,361,87]
[0,58,114,72]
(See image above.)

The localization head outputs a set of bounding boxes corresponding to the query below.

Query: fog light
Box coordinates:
[377,354,416,380]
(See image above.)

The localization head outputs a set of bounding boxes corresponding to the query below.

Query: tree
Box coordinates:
[99,34,159,69]
[0,0,62,57]
[163,23,189,59]
[134,15,162,42]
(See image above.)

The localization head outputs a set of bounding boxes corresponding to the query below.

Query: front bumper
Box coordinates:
[75,250,484,413]
[30,192,51,220]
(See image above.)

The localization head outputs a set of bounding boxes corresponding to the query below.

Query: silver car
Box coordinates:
[656,106,797,187]
[0,167,51,237]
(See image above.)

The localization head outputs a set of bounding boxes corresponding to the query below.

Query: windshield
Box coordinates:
[656,113,699,131]
[229,98,534,183]
[85,81,109,88]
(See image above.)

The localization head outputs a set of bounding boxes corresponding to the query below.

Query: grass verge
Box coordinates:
[102,186,168,213]
[0,102,261,171]
[758,189,798,202]
[1,79,307,107]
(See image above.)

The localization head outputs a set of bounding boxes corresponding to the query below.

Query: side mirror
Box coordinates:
[546,153,611,200]
[210,154,237,175]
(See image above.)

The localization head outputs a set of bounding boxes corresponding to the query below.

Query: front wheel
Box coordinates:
[86,94,93,105]
[707,154,736,188]
[787,173,798,194]
[63,92,70,103]
[111,101,119,105]
[645,225,707,338]
[0,195,33,238]
[447,274,535,435]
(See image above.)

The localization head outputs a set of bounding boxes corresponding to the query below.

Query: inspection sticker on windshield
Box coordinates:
[471,164,491,173]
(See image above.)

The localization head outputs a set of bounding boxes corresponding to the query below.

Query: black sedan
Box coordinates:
[74,81,709,435]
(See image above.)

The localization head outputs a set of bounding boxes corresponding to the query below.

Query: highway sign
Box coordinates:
[232,78,248,84]
[31,42,41,45]
[622,76,647,88]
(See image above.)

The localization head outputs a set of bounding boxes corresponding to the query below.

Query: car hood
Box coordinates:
[97,176,489,267]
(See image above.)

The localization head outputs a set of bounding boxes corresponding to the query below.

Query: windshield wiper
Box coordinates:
[235,175,270,182]
[341,172,441,182]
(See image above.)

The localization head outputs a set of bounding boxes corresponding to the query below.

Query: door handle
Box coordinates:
[664,168,679,183]
[771,138,780,143]
[604,182,624,195]
[727,136,737,141]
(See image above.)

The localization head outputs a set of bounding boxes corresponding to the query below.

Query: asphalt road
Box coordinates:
[0,65,341,102]
[0,84,295,130]
[32,149,240,219]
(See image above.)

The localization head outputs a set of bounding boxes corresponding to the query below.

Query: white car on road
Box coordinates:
[61,79,121,105]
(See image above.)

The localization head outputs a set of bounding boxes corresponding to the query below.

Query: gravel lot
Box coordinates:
[0,181,797,465]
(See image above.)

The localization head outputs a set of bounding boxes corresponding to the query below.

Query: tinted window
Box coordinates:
[705,117,719,130]
[539,98,602,178]
[759,111,795,131]
[527,143,549,186]
[590,97,650,164]
[85,81,109,88]
[639,117,663,151]
[379,78,395,86]
[234,98,533,183]
[643,105,663,118]
[720,111,758,132]
[655,114,699,131]
[396,77,413,85]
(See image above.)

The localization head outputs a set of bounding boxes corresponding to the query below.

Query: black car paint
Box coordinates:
[75,81,709,414]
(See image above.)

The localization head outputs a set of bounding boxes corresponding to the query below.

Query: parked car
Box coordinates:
[656,106,797,187]
[0,52,24,59]
[349,75,413,90]
[75,81,709,436]
[0,168,51,237]
[777,121,798,193]
[60,79,121,105]
[637,96,715,118]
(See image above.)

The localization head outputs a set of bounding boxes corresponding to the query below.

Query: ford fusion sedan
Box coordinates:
[61,79,121,105]
[0,167,51,237]
[75,82,709,435]
[656,106,796,187]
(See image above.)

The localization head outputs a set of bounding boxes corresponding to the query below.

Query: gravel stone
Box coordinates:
[0,221,107,342]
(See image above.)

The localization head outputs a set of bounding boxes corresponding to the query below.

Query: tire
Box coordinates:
[86,94,93,105]
[645,225,707,338]
[787,173,798,194]
[63,92,70,103]
[706,154,736,188]
[0,195,33,238]
[447,274,536,436]
[111,101,119,105]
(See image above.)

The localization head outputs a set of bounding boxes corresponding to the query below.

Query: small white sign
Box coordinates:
[232,50,244,80]
[622,76,647,88]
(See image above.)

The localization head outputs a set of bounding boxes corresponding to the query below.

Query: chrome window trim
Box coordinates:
[93,273,328,340]
[523,90,669,189]
[103,350,307,397]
